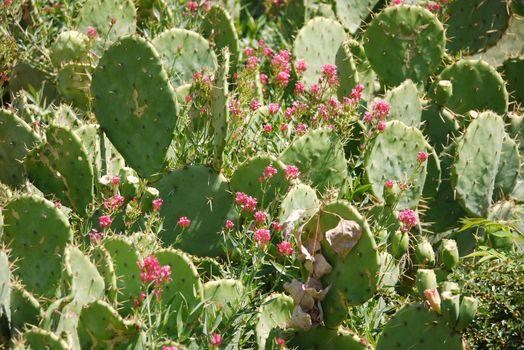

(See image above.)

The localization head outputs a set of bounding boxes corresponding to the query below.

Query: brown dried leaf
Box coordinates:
[325,219,362,259]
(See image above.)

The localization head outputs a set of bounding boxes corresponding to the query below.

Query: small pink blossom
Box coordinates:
[398,209,418,232]
[268,103,280,115]
[244,47,255,57]
[417,151,428,162]
[278,241,293,256]
[254,228,271,246]
[185,95,193,103]
[280,123,289,132]
[225,220,234,230]
[371,99,390,119]
[285,107,296,119]
[163,347,178,350]
[377,121,386,132]
[177,216,191,228]
[264,124,273,133]
[103,194,125,209]
[276,338,286,348]
[263,165,278,178]
[321,64,337,77]
[263,47,274,58]
[250,99,261,111]
[385,180,395,189]
[363,111,374,124]
[276,71,290,86]
[294,81,305,95]
[135,291,146,308]
[3,0,13,6]
[260,73,268,84]
[350,83,365,101]
[392,0,403,4]
[99,215,112,228]
[296,123,308,135]
[309,83,321,96]
[427,1,441,12]
[152,198,163,211]
[246,56,259,70]
[295,59,308,74]
[89,230,104,244]
[187,1,198,13]
[272,222,283,231]
[284,165,300,180]
[210,333,222,347]
[254,210,268,223]
[235,192,258,212]
[86,26,97,39]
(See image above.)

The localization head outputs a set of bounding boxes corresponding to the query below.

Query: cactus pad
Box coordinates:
[493,134,519,200]
[92,36,178,178]
[64,246,105,305]
[385,79,422,127]
[56,63,93,109]
[255,293,293,350]
[376,304,464,350]
[434,59,508,115]
[2,196,72,297]
[335,0,379,33]
[10,285,41,333]
[203,278,243,319]
[49,30,90,68]
[279,183,320,222]
[501,57,524,106]
[155,165,237,257]
[364,120,428,209]
[363,5,445,86]
[293,17,347,87]
[153,28,217,87]
[281,128,347,194]
[452,112,505,216]
[0,109,40,188]
[20,328,69,350]
[270,327,371,350]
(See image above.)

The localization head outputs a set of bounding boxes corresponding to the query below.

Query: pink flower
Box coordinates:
[103,194,125,209]
[329,97,340,109]
[371,99,390,119]
[417,151,428,162]
[244,47,255,57]
[177,216,191,228]
[385,180,395,188]
[263,165,278,178]
[235,192,248,205]
[260,73,268,84]
[246,56,259,70]
[254,228,271,246]
[427,1,441,12]
[363,111,374,124]
[152,198,163,211]
[185,95,193,103]
[163,347,178,350]
[86,26,97,39]
[235,192,258,212]
[377,121,386,132]
[187,1,198,13]
[285,107,296,119]
[89,230,104,244]
[203,0,211,11]
[3,0,13,6]
[210,333,222,347]
[225,220,234,230]
[250,99,261,111]
[272,222,283,231]
[276,338,286,348]
[138,256,172,285]
[350,83,365,100]
[268,103,280,115]
[295,59,308,74]
[392,0,403,4]
[296,123,308,135]
[280,123,289,132]
[135,291,146,308]
[193,71,202,82]
[264,124,273,133]
[228,99,242,117]
[278,241,293,256]
[321,64,337,78]
[99,215,112,228]
[276,71,290,86]
[294,81,305,95]
[398,209,418,232]
[263,47,274,58]
[254,210,268,223]
[284,165,300,180]
[309,84,321,96]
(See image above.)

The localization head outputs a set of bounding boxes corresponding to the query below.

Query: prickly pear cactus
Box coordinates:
[385,79,422,127]
[211,48,230,170]
[446,0,510,54]
[154,165,237,257]
[92,36,178,178]
[0,109,40,188]
[364,121,429,209]
[376,304,464,350]
[433,59,508,115]
[363,5,445,86]
[64,246,105,305]
[452,112,505,216]
[293,17,347,87]
[203,278,243,318]
[2,196,72,297]
[335,0,380,34]
[49,30,90,68]
[10,284,42,333]
[281,128,347,194]
[255,293,293,350]
[501,57,524,106]
[153,28,217,87]
[56,63,93,109]
[335,40,359,100]
[268,327,372,350]
[279,183,320,222]
[493,134,520,200]
[17,328,69,350]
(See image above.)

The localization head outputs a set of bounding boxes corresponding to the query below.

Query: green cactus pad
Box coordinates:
[293,17,347,87]
[279,183,320,222]
[364,120,429,209]
[385,79,422,127]
[231,155,288,207]
[269,327,371,350]
[421,104,459,153]
[103,237,141,317]
[49,30,90,68]
[363,5,445,86]
[153,28,217,87]
[77,0,136,48]
[75,124,102,177]
[201,5,239,72]
[452,112,505,216]
[9,62,58,104]
[501,57,524,106]
[376,304,464,350]
[255,293,293,350]
[446,0,510,54]
[53,104,82,129]
[155,165,237,257]
[433,59,508,115]
[422,146,441,199]
[281,128,347,194]
[0,251,9,321]
[335,0,380,33]
[92,36,178,178]
[211,49,229,170]
[91,245,118,302]
[78,300,140,349]
[20,328,69,350]
[2,196,72,297]
[313,201,380,327]
[493,134,519,200]
[64,246,105,305]
[335,41,359,100]
[345,39,378,100]
[203,278,243,319]
[0,109,40,188]
[56,63,93,109]
[42,125,94,214]
[155,249,202,316]
[10,285,41,333]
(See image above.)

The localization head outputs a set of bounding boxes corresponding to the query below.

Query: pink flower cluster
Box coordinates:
[254,228,271,247]
[278,241,294,256]
[137,256,172,300]
[152,198,163,211]
[284,165,300,180]
[321,64,339,86]
[103,194,125,209]
[363,99,391,132]
[235,192,258,212]
[398,209,418,232]
[254,210,268,224]
[271,50,292,87]
[99,215,112,228]
[177,216,191,228]
[89,229,103,244]
[417,151,428,162]
[263,165,278,179]
[210,333,222,347]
